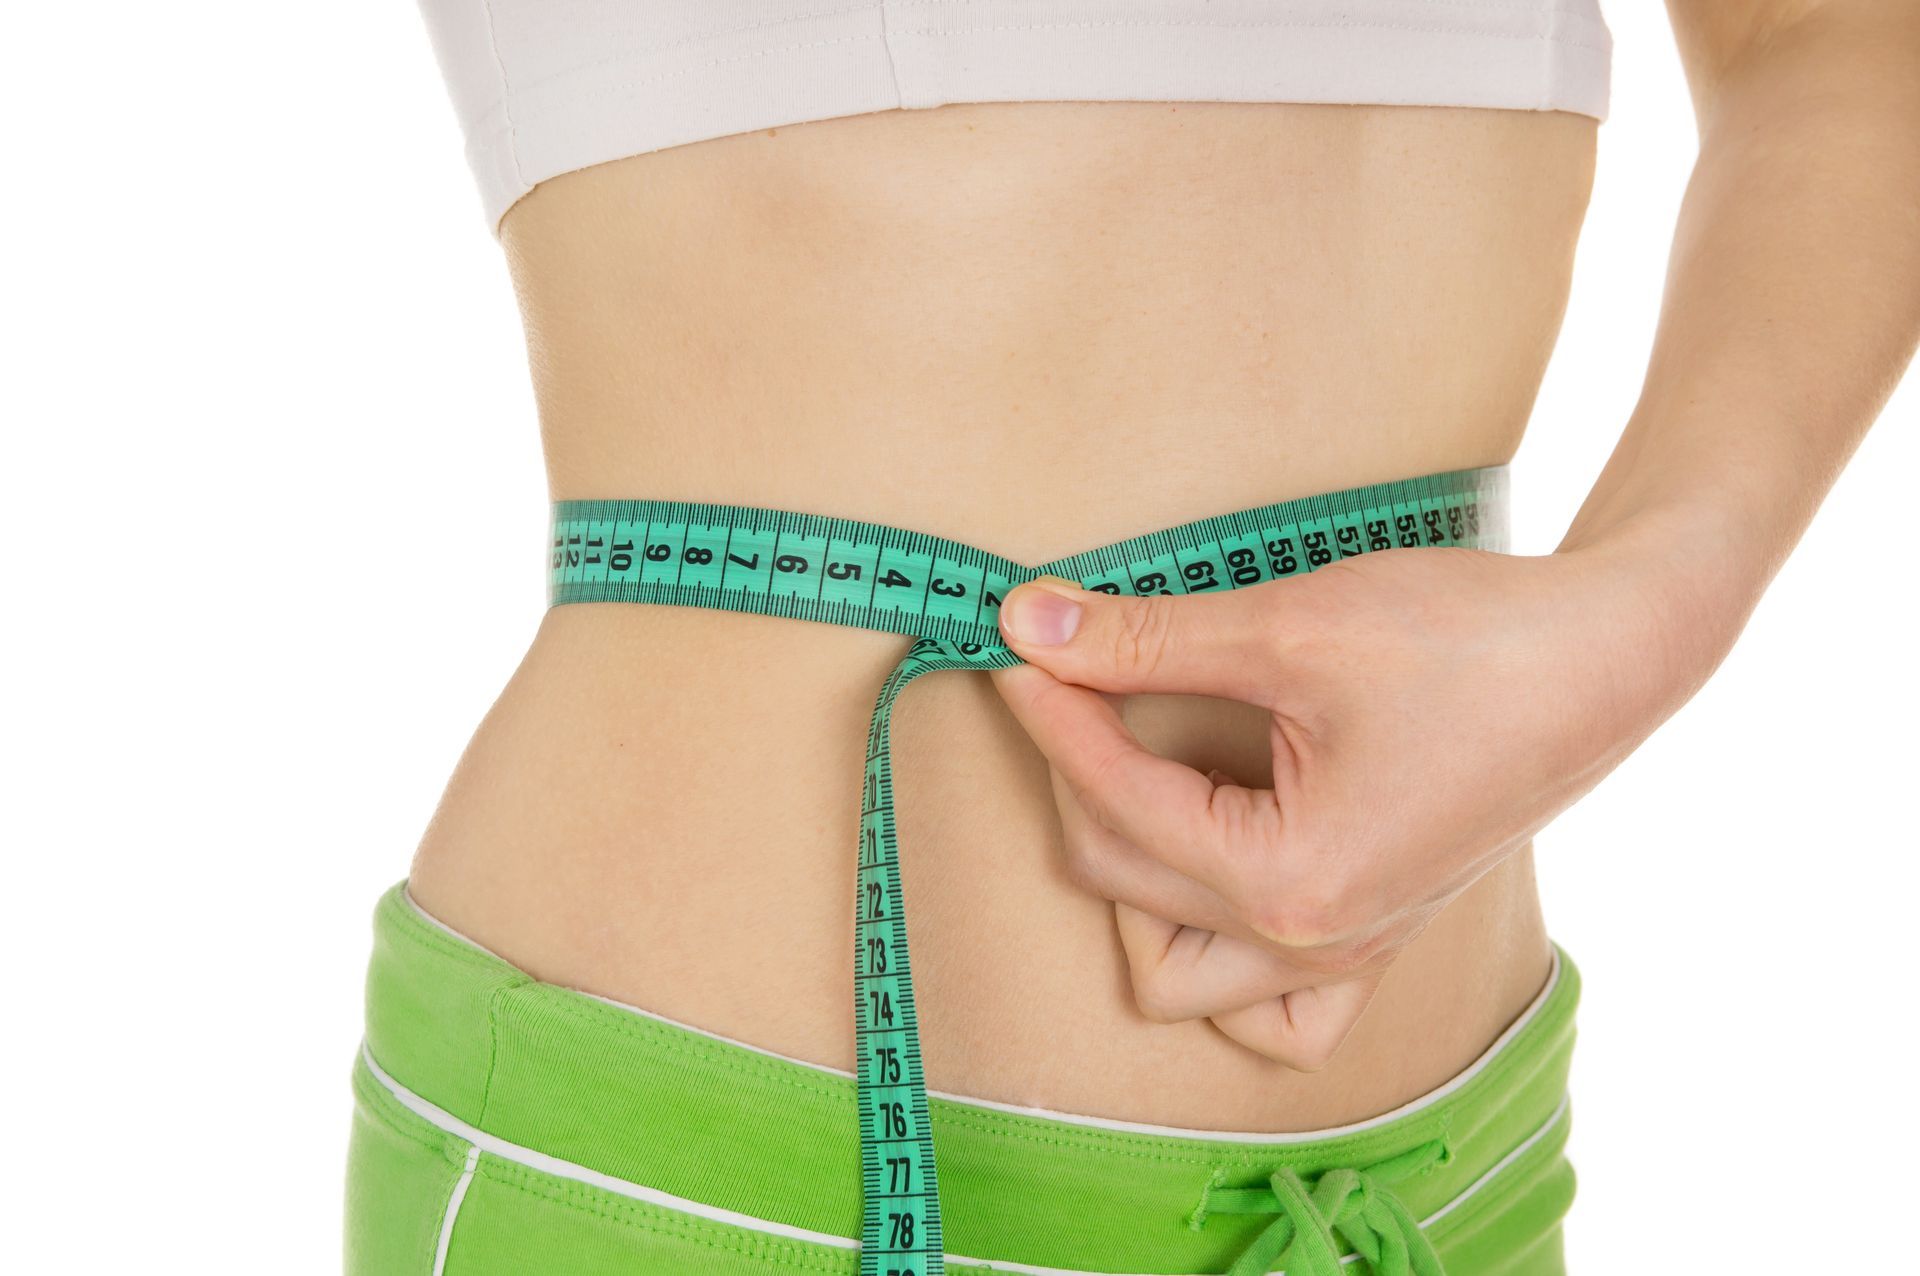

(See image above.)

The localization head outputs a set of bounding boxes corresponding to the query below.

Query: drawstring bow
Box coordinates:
[1199,1140,1450,1276]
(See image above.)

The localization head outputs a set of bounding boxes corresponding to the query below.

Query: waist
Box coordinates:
[409,467,1554,1134]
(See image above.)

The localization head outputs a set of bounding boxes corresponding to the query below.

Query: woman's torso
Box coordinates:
[409,100,1594,1131]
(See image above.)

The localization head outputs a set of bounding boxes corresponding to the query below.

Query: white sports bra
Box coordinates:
[419,0,1613,230]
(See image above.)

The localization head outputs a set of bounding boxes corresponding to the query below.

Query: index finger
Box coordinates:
[1210,970,1385,1073]
[991,662,1281,902]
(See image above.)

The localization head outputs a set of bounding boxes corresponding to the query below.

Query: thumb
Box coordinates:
[997,574,1284,704]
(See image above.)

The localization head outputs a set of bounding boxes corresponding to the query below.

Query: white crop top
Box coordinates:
[419,0,1613,230]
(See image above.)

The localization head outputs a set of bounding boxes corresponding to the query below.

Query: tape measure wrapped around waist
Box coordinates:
[547,465,1509,1275]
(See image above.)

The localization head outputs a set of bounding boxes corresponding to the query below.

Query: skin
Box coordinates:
[991,0,1920,1068]
[408,1,1918,1131]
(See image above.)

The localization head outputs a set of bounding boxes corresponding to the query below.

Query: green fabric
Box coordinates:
[347,884,1578,1273]
[1202,1139,1449,1276]
[346,1065,469,1272]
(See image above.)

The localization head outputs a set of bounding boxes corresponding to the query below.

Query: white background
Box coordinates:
[5,3,1915,1271]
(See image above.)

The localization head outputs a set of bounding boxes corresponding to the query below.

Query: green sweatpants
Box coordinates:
[346,884,1577,1274]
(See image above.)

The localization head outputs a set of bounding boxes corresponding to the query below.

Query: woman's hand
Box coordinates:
[989,533,1732,1070]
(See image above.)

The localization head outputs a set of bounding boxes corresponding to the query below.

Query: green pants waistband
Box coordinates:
[353,883,1577,1273]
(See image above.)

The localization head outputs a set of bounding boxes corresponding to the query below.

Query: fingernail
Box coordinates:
[1002,581,1083,646]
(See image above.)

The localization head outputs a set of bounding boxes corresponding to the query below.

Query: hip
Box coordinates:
[350,883,1576,1274]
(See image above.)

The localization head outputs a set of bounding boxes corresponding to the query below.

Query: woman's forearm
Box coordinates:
[1561,3,1920,665]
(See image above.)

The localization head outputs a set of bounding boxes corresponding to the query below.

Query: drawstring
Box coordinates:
[1198,1140,1450,1276]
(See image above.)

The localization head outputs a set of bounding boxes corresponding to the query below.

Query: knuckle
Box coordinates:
[1252,589,1298,661]
[1022,671,1078,720]
[1110,595,1175,679]
[1071,754,1130,831]
[1297,938,1373,979]
[1283,1037,1340,1074]
[1079,742,1133,799]
[1061,843,1114,897]
[1238,833,1378,958]
[1244,888,1354,955]
[1128,967,1191,1025]
[1278,560,1366,655]
[1205,788,1284,868]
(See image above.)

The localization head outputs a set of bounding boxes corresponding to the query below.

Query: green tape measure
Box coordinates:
[547,466,1508,1275]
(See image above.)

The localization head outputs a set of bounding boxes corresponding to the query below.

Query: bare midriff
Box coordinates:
[409,101,1594,1133]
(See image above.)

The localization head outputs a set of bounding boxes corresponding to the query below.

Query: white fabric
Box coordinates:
[417,0,1613,230]
[430,1145,479,1276]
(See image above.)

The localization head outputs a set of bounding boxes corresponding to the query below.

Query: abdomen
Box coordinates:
[410,99,1592,1130]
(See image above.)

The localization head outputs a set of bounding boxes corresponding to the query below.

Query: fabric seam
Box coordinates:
[485,20,1604,112]
[352,1061,454,1156]
[361,1048,1570,1274]
[477,0,525,190]
[1419,1096,1571,1237]
[431,1145,482,1276]
[877,0,906,106]
[479,1158,852,1271]
[1540,0,1564,109]
[885,20,1609,54]
[478,9,1603,110]
[388,890,516,971]
[476,981,519,1127]
[511,975,1565,1165]
[392,886,1572,1163]
[891,0,1595,13]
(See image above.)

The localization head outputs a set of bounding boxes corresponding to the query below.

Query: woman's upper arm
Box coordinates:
[1664,0,1919,125]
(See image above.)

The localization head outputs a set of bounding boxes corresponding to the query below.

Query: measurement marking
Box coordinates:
[546,474,1504,1276]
